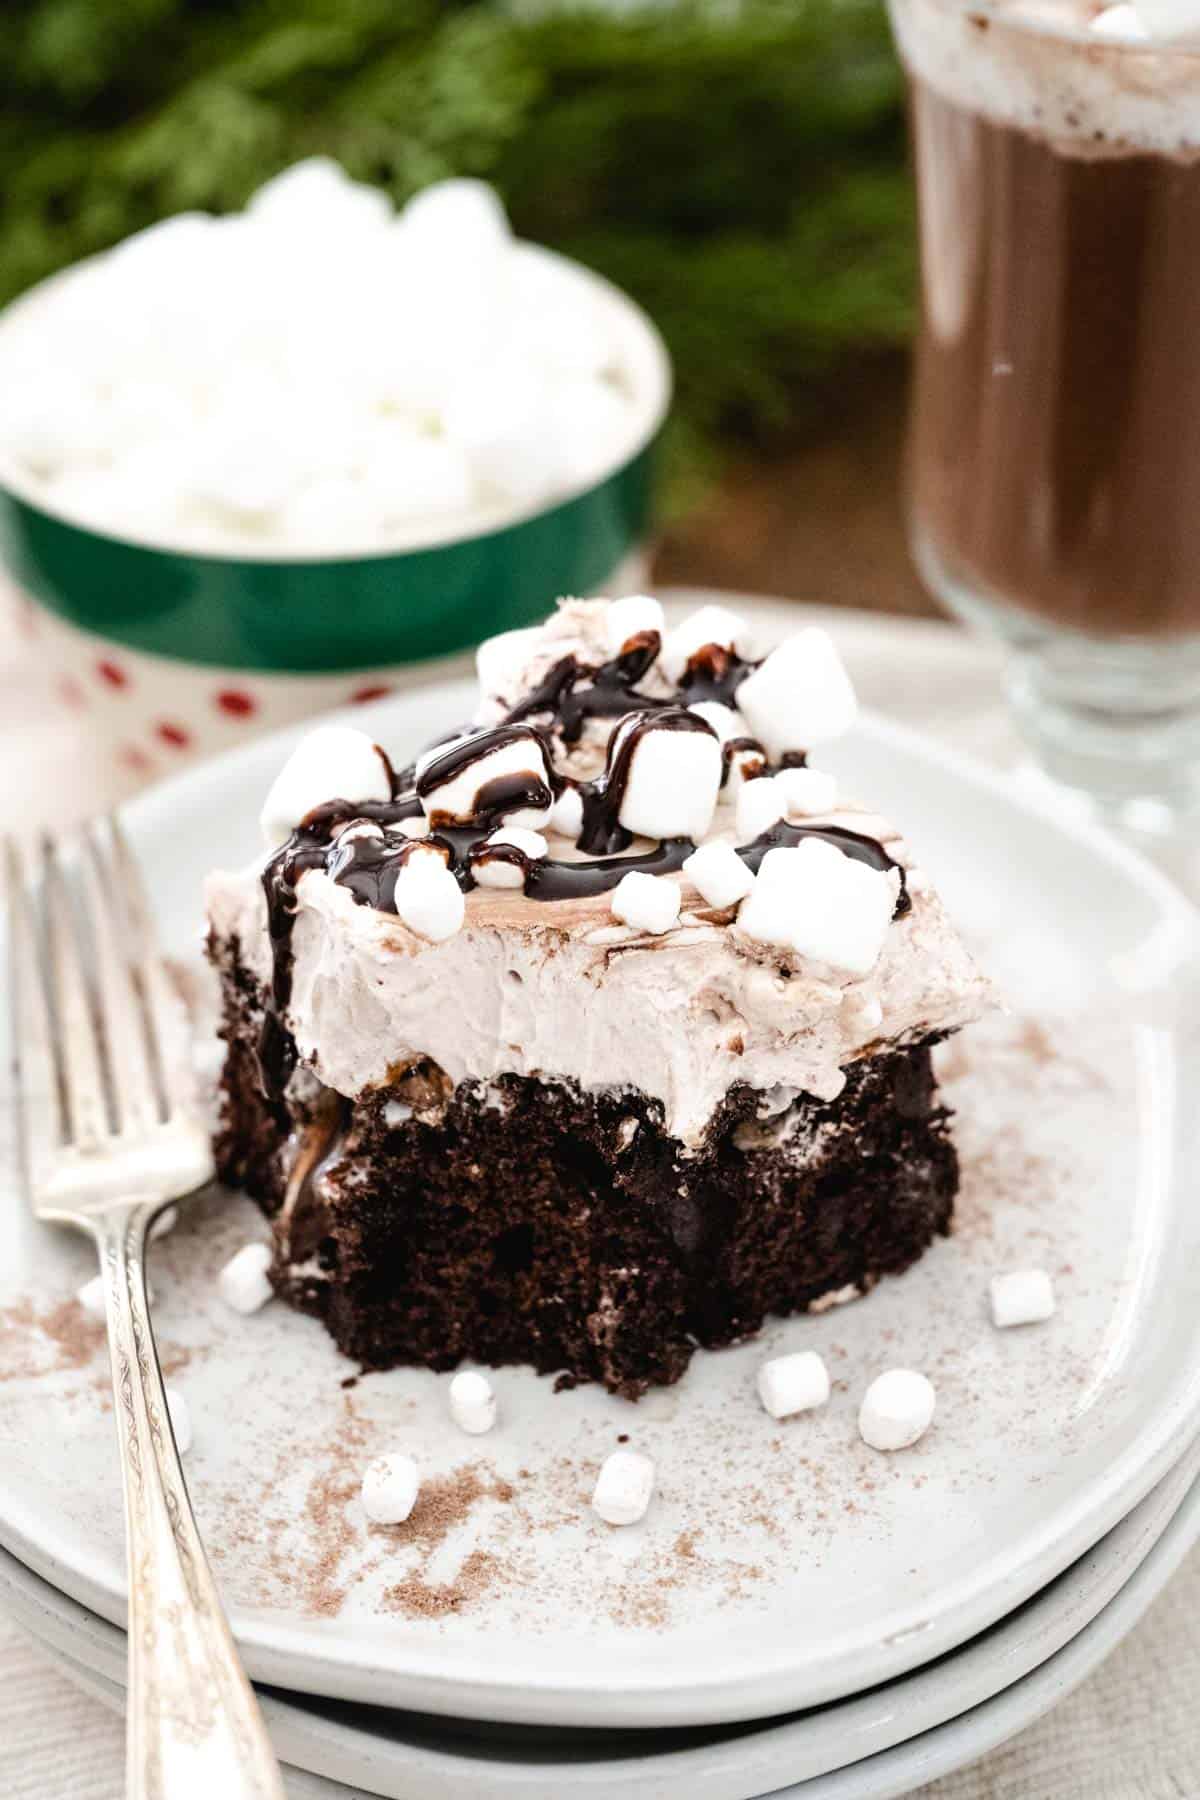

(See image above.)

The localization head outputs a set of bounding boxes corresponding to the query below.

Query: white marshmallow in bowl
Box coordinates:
[260,727,392,849]
[0,163,647,555]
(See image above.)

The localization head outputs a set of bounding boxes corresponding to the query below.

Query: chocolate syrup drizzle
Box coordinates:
[255,632,903,1097]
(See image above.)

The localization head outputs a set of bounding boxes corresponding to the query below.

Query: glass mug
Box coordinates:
[889,0,1200,824]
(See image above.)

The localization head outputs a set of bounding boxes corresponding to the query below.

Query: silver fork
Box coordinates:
[5,819,284,1800]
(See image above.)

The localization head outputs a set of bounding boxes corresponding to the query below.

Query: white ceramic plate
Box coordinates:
[2,678,1200,1728]
[4,1442,1198,1800]
[10,1459,1200,1800]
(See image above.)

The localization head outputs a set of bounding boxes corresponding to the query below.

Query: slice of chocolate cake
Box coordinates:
[206,597,993,1397]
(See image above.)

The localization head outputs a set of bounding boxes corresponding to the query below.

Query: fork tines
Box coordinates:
[5,819,197,1182]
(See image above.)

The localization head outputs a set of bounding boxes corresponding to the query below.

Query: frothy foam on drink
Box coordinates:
[891,0,1200,156]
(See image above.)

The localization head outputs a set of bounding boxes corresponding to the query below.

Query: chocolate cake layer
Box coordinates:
[213,939,957,1398]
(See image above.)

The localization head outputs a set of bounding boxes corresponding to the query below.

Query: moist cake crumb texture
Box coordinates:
[206,596,994,1394]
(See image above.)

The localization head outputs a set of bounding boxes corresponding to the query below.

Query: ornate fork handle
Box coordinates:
[95,1199,284,1800]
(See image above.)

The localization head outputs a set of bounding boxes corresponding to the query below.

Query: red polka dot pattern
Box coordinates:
[97,659,129,689]
[351,683,393,704]
[156,721,191,750]
[216,688,257,718]
[119,745,153,773]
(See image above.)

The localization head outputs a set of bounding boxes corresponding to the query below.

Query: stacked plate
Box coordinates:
[4,603,1200,1797]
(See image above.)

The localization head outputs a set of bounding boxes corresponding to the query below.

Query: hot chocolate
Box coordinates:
[894,0,1200,641]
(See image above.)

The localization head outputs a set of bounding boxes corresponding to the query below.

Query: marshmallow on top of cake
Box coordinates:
[205,596,993,1145]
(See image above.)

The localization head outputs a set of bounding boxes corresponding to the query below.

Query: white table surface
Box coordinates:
[1,595,1197,1799]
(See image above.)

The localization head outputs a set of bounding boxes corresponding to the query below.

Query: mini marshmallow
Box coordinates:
[605,594,665,657]
[687,701,747,744]
[737,839,898,976]
[218,1242,274,1315]
[488,825,548,858]
[735,776,787,842]
[78,1275,107,1322]
[859,1370,936,1451]
[610,871,681,935]
[725,742,768,795]
[449,1369,498,1435]
[361,1452,420,1524]
[990,1269,1056,1328]
[547,786,584,842]
[260,727,391,849]
[393,852,466,941]
[418,728,553,830]
[660,605,751,683]
[80,1272,155,1319]
[1090,2,1150,34]
[776,766,838,817]
[683,840,756,910]
[166,1386,192,1456]
[736,629,858,759]
[472,826,549,891]
[1122,0,1198,36]
[475,626,543,706]
[592,1449,656,1525]
[401,178,510,259]
[614,716,722,843]
[756,1350,831,1420]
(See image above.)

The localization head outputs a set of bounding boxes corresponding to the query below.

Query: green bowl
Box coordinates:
[0,245,669,782]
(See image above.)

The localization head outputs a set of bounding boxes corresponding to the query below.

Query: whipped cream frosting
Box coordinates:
[206,599,994,1146]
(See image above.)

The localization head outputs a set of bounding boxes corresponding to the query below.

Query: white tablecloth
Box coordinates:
[1,596,1197,1799]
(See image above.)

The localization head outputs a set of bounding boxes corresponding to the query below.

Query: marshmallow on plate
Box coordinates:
[260,726,392,849]
[417,726,554,830]
[604,594,665,657]
[756,1350,831,1420]
[361,1453,420,1524]
[737,840,898,976]
[859,1370,936,1451]
[77,1275,107,1322]
[736,629,857,759]
[471,826,549,891]
[990,1269,1056,1328]
[610,871,681,935]
[592,1449,656,1525]
[449,1370,498,1435]
[660,605,753,683]
[683,840,756,910]
[1090,2,1150,34]
[218,1242,274,1315]
[393,844,466,941]
[611,712,722,842]
[166,1387,192,1456]
[1121,0,1200,35]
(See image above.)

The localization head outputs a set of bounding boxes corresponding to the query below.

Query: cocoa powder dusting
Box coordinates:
[385,1548,501,1619]
[0,1296,104,1381]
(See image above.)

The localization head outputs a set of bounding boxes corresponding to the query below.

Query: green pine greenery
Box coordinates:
[1,0,914,498]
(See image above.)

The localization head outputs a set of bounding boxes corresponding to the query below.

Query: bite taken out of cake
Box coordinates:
[205,597,994,1397]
